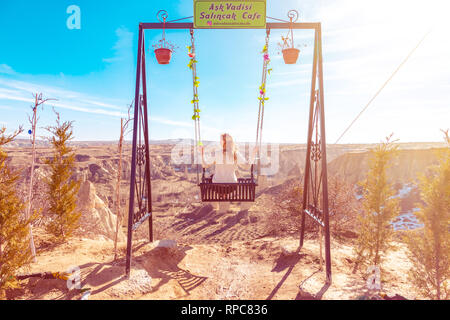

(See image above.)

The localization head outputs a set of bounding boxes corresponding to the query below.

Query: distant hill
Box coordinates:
[328,147,446,185]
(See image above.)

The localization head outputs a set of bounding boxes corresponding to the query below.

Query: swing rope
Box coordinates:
[255,28,271,183]
[189,29,202,184]
[189,28,270,186]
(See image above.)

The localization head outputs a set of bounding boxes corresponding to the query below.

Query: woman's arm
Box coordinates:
[235,148,258,172]
[248,146,259,164]
[235,149,247,164]
[233,147,259,166]
[199,145,214,169]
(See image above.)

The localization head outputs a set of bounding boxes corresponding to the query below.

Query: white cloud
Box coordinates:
[2,2,449,143]
[0,64,16,75]
[103,27,133,64]
[289,0,450,143]
[268,77,310,88]
[0,77,222,134]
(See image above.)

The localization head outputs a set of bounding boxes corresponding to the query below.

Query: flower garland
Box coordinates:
[187,45,201,122]
[258,44,272,105]
[188,45,203,147]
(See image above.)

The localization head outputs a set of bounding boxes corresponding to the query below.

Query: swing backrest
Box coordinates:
[199,165,256,202]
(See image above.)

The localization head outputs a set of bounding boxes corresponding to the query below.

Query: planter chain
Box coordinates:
[157,10,168,47]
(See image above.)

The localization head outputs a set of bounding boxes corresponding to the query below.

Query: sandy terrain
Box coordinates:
[3,141,442,300]
[7,234,418,300]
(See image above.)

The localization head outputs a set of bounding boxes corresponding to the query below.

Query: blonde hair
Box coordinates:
[221,133,237,164]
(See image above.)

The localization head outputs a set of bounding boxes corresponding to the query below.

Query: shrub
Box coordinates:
[44,112,80,240]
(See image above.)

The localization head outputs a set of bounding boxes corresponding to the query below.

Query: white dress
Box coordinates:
[212,151,249,183]
[212,163,238,183]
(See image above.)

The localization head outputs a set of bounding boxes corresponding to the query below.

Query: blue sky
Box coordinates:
[0,0,449,143]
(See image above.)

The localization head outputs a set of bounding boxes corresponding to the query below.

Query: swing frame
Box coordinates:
[126,15,332,284]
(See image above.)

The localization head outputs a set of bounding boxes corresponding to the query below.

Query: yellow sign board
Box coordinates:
[194,0,266,29]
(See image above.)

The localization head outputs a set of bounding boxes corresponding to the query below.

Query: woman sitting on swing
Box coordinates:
[199,133,258,213]
[200,133,258,183]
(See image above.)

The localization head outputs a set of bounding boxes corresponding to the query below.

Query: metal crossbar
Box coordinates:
[132,212,152,231]
[139,22,320,30]
[304,207,324,227]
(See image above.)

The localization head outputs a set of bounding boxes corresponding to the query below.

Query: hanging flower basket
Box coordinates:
[282,48,300,64]
[277,10,304,65]
[152,10,178,65]
[154,48,172,65]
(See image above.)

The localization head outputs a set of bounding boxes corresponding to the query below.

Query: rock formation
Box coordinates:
[76,180,125,242]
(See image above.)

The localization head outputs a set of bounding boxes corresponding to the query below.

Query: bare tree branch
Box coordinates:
[113,101,134,260]
[25,93,57,262]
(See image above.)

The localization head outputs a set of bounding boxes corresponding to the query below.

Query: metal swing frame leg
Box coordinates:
[299,25,332,284]
[126,25,153,277]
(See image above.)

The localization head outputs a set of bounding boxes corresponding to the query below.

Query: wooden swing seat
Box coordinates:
[198,165,257,202]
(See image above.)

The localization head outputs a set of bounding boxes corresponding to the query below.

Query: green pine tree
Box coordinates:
[44,112,81,240]
[354,134,400,269]
[404,130,449,300]
[0,127,33,295]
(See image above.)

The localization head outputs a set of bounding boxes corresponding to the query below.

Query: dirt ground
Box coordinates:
[6,221,420,300]
[3,142,436,300]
